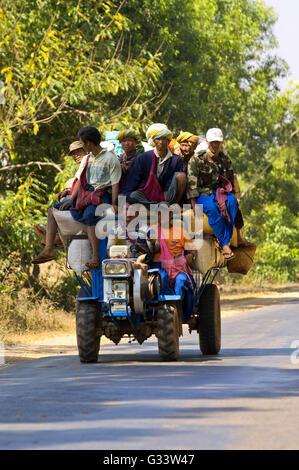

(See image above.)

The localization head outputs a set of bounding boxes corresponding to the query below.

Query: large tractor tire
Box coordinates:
[198,283,221,355]
[157,304,180,361]
[76,293,101,363]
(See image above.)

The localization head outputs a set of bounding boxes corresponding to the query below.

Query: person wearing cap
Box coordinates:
[121,123,186,205]
[57,141,88,201]
[33,141,87,246]
[187,127,239,260]
[176,131,200,171]
[117,129,144,192]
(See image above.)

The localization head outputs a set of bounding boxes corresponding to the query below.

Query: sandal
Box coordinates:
[32,253,55,264]
[223,251,235,261]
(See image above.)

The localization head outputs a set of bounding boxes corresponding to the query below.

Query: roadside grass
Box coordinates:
[0,288,75,344]
[219,281,299,296]
[0,261,77,344]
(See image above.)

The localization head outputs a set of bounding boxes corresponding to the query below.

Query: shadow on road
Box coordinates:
[0,338,299,450]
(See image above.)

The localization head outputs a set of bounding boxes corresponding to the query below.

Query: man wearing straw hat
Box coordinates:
[176,131,200,171]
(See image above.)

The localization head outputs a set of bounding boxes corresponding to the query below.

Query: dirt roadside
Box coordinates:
[1,284,298,365]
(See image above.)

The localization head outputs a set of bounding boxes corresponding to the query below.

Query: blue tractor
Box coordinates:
[67,216,222,363]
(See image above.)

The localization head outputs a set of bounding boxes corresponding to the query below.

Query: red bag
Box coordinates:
[71,154,109,211]
[216,175,233,223]
[137,151,165,202]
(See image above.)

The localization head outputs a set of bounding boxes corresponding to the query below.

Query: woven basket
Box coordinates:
[227,243,257,275]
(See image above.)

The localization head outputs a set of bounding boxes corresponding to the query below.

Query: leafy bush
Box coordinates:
[0,175,48,267]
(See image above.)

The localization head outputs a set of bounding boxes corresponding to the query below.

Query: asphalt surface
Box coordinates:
[0,300,298,450]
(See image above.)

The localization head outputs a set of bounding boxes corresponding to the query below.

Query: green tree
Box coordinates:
[240,84,299,281]
[0,0,297,288]
[0,0,163,171]
[0,0,164,291]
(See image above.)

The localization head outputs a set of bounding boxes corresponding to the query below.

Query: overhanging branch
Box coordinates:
[0,161,62,172]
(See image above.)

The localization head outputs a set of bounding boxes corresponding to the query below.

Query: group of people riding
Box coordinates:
[32,122,244,265]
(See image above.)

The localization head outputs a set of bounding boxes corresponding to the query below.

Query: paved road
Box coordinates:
[0,300,298,450]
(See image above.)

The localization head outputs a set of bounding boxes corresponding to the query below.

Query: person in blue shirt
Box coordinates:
[121,124,186,206]
[117,128,144,192]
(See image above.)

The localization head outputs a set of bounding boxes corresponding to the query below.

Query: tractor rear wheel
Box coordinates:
[198,283,221,355]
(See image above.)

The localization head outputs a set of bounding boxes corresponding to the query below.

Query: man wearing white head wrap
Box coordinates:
[146,123,173,147]
[121,123,186,205]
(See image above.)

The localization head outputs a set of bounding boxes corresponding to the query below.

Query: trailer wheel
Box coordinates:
[198,284,221,355]
[157,304,180,361]
[76,292,101,363]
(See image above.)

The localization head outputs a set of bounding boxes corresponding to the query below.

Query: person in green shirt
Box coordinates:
[187,128,239,260]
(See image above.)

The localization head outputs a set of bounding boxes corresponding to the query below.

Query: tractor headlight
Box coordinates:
[106,263,126,275]
[103,260,131,277]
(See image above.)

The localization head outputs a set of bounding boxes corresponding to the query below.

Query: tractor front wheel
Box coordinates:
[157,304,180,361]
[76,294,101,363]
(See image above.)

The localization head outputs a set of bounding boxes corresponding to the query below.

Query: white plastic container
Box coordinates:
[52,208,87,245]
[67,239,93,276]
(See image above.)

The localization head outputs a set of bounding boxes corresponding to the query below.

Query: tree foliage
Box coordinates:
[122,0,291,176]
[0,0,163,168]
[0,0,298,288]
[241,85,299,281]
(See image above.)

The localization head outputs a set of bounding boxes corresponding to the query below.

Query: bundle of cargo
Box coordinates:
[182,209,256,276]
